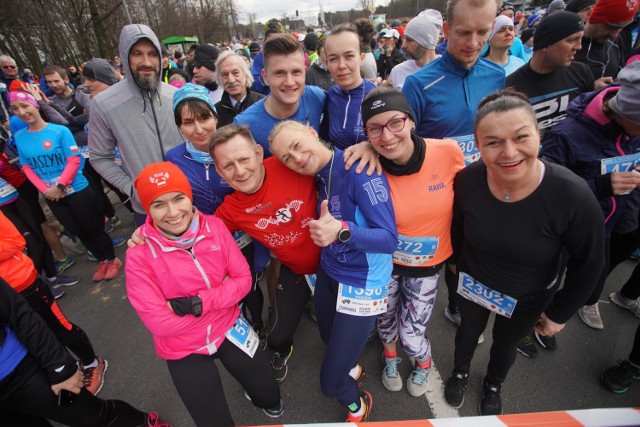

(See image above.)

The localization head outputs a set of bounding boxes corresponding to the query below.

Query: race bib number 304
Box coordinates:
[336,281,390,316]
[457,272,517,318]
[225,315,259,357]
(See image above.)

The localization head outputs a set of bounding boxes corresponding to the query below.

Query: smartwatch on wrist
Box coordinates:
[56,183,65,190]
[337,221,351,243]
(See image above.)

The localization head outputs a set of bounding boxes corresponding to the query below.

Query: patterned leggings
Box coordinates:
[377,272,440,363]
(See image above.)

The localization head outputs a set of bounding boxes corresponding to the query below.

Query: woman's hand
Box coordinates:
[51,369,84,396]
[308,200,342,247]
[535,312,564,337]
[610,170,640,195]
[344,141,382,176]
[127,226,146,248]
[44,186,65,201]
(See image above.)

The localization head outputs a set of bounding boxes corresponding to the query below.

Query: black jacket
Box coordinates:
[215,90,265,127]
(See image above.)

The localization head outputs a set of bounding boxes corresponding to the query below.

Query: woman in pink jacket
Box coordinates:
[125,162,282,427]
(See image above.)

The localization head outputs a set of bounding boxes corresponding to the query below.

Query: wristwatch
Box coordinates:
[56,183,65,190]
[337,221,351,243]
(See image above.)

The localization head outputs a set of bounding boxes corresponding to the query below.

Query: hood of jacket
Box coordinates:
[119,24,163,94]
[565,84,625,141]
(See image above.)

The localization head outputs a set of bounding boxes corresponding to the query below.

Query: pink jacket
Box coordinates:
[125,213,251,360]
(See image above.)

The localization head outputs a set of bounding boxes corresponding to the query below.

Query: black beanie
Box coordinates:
[520,28,535,45]
[304,34,318,51]
[194,44,219,71]
[565,0,596,13]
[533,11,584,51]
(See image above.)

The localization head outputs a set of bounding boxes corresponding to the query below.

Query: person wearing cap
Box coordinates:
[249,41,261,59]
[82,58,119,97]
[548,0,567,15]
[268,120,397,422]
[388,9,442,91]
[574,0,640,85]
[541,61,640,331]
[498,3,516,20]
[519,28,534,56]
[126,161,283,426]
[565,0,596,23]
[304,33,319,66]
[507,11,594,132]
[88,24,182,225]
[214,51,265,127]
[528,13,543,28]
[445,88,605,415]
[376,28,404,80]
[484,15,526,76]
[192,44,224,104]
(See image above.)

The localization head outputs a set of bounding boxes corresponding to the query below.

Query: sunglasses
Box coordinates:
[2,65,17,69]
[193,61,214,69]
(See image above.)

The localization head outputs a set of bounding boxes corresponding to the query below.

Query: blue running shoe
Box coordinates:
[112,237,126,248]
[54,256,76,274]
[48,275,80,288]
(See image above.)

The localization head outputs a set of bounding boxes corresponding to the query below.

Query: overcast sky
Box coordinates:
[236,0,390,24]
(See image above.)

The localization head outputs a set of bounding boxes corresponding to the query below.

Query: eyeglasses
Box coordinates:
[193,61,214,69]
[365,115,409,139]
[2,65,17,69]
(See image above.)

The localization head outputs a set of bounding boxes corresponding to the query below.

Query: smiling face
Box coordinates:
[262,51,306,109]
[212,134,265,194]
[324,31,364,90]
[129,38,160,91]
[178,102,217,152]
[270,124,330,175]
[476,108,540,186]
[366,110,415,165]
[10,99,42,127]
[148,191,195,235]
[444,0,497,68]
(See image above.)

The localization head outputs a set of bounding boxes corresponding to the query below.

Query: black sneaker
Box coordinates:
[271,346,293,383]
[601,359,640,393]
[516,334,538,358]
[263,399,284,418]
[534,330,557,350]
[444,370,469,408]
[479,377,502,415]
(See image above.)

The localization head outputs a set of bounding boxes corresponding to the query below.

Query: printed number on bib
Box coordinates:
[600,153,640,174]
[305,274,316,294]
[233,231,252,250]
[336,280,390,316]
[225,314,259,357]
[0,178,17,198]
[452,134,480,165]
[457,272,517,318]
[393,235,438,266]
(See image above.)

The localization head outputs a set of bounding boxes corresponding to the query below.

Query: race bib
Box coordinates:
[457,272,517,318]
[600,153,640,174]
[233,231,252,250]
[225,314,259,358]
[43,179,75,196]
[0,177,17,198]
[452,134,480,165]
[305,274,316,294]
[336,280,390,317]
[393,235,439,266]
[77,145,90,159]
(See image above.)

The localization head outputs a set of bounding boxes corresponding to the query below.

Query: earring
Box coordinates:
[539,144,543,149]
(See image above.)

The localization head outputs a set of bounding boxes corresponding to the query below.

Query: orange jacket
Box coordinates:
[0,211,38,292]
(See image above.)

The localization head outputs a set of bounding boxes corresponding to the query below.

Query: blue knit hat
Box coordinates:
[172,83,217,116]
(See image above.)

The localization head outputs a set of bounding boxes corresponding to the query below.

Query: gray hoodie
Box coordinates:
[88,24,181,214]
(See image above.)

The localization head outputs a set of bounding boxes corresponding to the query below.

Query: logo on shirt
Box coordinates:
[255,200,303,230]
[70,145,79,153]
[428,182,446,192]
[43,140,53,150]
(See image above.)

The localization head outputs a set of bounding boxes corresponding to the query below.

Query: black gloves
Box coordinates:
[169,296,203,317]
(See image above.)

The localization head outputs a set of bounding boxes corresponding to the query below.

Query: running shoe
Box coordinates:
[92,261,109,282]
[479,377,502,415]
[517,334,538,358]
[48,283,65,300]
[263,399,284,418]
[104,258,122,281]
[534,330,557,350]
[610,292,640,318]
[630,248,640,261]
[407,361,430,397]
[346,390,372,423]
[54,256,76,274]
[48,275,80,288]
[601,359,640,394]
[105,216,122,234]
[444,370,469,409]
[87,251,98,262]
[111,237,126,248]
[444,307,485,344]
[146,412,172,427]
[579,303,604,330]
[271,346,293,383]
[83,357,108,395]
[381,353,402,391]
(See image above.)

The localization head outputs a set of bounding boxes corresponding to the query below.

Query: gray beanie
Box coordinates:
[548,0,566,14]
[404,9,443,50]
[82,58,118,86]
[609,61,640,127]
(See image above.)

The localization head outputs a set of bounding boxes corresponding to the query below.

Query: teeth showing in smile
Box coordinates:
[382,142,399,150]
[167,216,184,225]
[500,160,521,167]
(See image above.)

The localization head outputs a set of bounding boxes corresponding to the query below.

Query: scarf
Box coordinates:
[379,132,426,176]
[185,141,213,164]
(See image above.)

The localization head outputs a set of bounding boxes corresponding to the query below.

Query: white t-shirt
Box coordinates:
[389,60,422,91]
[361,52,378,80]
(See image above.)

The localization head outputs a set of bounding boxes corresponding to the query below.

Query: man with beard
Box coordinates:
[192,44,224,104]
[88,24,181,225]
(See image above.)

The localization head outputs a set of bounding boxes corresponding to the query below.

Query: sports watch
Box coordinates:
[337,221,351,243]
[56,183,65,190]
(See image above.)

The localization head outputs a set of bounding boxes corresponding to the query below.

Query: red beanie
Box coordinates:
[134,162,192,213]
[590,0,639,26]
[8,80,27,92]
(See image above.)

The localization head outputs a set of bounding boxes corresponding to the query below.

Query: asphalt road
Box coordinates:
[52,202,639,426]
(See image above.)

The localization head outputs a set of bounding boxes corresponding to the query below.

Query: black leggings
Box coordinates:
[22,277,96,365]
[46,188,114,261]
[240,243,265,329]
[166,339,280,427]
[0,355,146,427]
[267,264,311,354]
[454,287,554,385]
[82,160,115,218]
[0,197,56,278]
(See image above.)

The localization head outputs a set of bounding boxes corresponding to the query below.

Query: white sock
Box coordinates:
[84,358,98,369]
